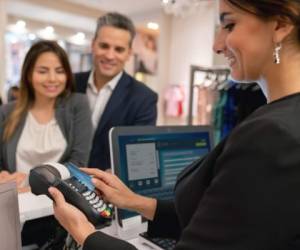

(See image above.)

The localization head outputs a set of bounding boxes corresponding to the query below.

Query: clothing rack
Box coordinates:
[187,65,230,125]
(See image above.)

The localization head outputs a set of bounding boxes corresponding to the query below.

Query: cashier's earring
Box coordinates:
[273,43,282,64]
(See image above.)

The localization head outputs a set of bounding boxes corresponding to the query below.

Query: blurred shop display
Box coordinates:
[66,43,92,73]
[5,32,31,92]
[7,85,20,102]
[132,31,158,75]
[164,84,185,118]
[188,65,266,144]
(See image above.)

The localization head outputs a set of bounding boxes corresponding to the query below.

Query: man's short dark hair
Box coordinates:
[94,12,136,47]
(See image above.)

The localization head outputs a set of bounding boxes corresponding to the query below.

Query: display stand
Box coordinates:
[187,65,230,125]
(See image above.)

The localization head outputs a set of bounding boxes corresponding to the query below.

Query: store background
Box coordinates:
[0,0,227,125]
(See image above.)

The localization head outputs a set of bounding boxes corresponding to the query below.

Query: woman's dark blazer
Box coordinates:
[0,93,93,172]
[84,93,300,250]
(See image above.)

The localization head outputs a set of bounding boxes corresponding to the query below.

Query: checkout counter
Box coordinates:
[18,192,153,249]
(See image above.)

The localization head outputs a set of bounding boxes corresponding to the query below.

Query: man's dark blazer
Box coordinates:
[83,93,300,250]
[74,71,158,170]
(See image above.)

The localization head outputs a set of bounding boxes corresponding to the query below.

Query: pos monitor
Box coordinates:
[109,126,212,239]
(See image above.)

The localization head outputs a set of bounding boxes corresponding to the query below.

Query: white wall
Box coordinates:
[166,2,216,123]
[168,2,216,85]
[131,9,172,125]
[155,13,172,125]
[131,3,217,125]
[0,0,7,98]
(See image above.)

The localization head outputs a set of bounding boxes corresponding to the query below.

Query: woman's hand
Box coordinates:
[0,171,29,193]
[0,171,14,183]
[82,168,157,220]
[0,171,27,188]
[82,168,137,209]
[18,186,31,193]
[12,172,27,187]
[48,187,96,246]
[0,170,10,180]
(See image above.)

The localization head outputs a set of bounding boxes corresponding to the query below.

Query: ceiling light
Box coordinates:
[69,32,87,46]
[45,26,54,33]
[147,22,159,30]
[9,20,27,34]
[16,20,26,28]
[28,33,36,40]
[75,32,85,40]
[38,26,56,40]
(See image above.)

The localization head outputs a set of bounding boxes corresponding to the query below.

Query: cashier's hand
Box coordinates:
[48,187,96,246]
[82,168,141,211]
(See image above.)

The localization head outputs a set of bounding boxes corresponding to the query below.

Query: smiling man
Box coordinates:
[75,12,158,171]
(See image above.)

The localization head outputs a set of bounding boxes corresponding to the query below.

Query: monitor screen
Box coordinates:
[110,126,212,222]
[0,182,22,250]
[118,132,210,198]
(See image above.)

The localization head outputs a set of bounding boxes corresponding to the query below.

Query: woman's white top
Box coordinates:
[16,112,67,185]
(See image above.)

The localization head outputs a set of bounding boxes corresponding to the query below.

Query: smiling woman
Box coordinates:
[0,40,93,248]
[31,52,67,103]
[214,0,300,101]
[48,1,300,250]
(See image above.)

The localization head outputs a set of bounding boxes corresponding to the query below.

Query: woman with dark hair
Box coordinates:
[50,1,300,249]
[0,40,93,247]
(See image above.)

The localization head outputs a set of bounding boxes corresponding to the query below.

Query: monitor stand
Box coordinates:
[116,215,147,240]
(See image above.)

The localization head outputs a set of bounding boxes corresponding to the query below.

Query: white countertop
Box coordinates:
[18,192,155,249]
[18,192,53,224]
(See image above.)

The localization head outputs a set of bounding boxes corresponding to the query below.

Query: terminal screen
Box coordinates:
[117,131,211,220]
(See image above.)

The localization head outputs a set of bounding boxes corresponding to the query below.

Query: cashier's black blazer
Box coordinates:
[83,93,300,250]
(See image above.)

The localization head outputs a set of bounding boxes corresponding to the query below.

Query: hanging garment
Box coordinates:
[164,85,185,117]
[197,87,218,125]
